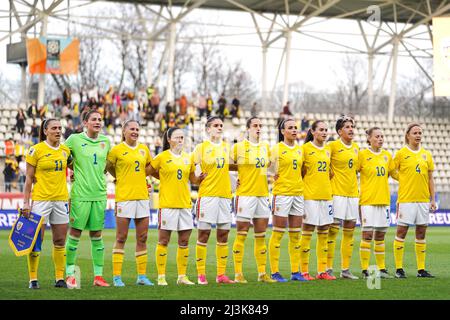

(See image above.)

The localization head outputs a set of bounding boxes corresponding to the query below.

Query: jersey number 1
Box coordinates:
[54,160,63,171]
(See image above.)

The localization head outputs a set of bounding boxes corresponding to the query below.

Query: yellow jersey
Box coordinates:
[151,150,195,208]
[232,139,270,197]
[107,142,152,202]
[26,142,70,201]
[358,148,395,205]
[192,140,232,199]
[301,141,332,200]
[270,142,304,196]
[329,139,359,197]
[394,146,434,203]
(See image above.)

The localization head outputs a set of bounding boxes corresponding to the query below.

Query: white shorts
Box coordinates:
[32,201,69,225]
[195,197,232,224]
[360,205,390,229]
[397,202,430,226]
[116,200,150,219]
[272,195,304,217]
[303,200,333,226]
[333,196,359,221]
[235,196,271,221]
[158,208,193,231]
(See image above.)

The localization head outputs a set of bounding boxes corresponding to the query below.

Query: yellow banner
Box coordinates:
[433,17,450,96]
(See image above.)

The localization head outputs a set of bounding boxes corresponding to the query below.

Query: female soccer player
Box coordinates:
[326,115,360,280]
[65,110,111,288]
[231,116,275,283]
[23,118,71,289]
[393,123,436,278]
[193,116,235,285]
[106,120,154,287]
[300,120,335,280]
[268,118,305,282]
[358,127,397,279]
[148,127,203,286]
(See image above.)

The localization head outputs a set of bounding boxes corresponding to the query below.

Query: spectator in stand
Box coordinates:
[301,115,310,132]
[31,120,39,146]
[206,93,213,118]
[16,108,26,135]
[231,96,240,119]
[27,101,39,119]
[5,137,15,157]
[63,88,71,106]
[198,94,207,118]
[39,104,47,120]
[282,101,293,116]
[64,121,74,140]
[217,93,227,121]
[251,102,258,117]
[150,89,160,121]
[3,155,17,192]
[72,103,81,128]
[14,139,26,163]
[154,136,162,155]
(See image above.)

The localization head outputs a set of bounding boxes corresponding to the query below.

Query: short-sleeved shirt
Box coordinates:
[65,132,110,201]
[329,139,360,197]
[394,146,434,203]
[302,142,332,201]
[26,142,71,201]
[151,150,195,209]
[107,142,152,202]
[270,142,304,196]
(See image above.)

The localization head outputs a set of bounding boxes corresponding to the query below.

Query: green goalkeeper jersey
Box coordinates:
[65,132,110,201]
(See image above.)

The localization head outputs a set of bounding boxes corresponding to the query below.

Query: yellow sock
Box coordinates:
[288,228,301,274]
[112,248,125,277]
[269,228,285,274]
[254,233,267,274]
[374,240,386,270]
[28,251,40,281]
[233,231,247,275]
[393,237,405,270]
[196,242,207,275]
[155,243,168,276]
[341,228,355,270]
[177,246,189,276]
[52,246,66,280]
[326,225,339,270]
[216,242,228,276]
[317,230,329,274]
[359,240,372,271]
[415,239,426,271]
[135,250,148,276]
[300,231,313,274]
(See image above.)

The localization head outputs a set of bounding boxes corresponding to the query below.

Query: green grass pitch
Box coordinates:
[0,227,449,300]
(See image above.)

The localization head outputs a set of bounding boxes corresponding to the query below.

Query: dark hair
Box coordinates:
[39,118,59,142]
[122,119,140,142]
[246,116,259,129]
[82,109,101,122]
[205,116,222,128]
[304,120,324,144]
[278,118,295,142]
[365,126,381,145]
[405,123,421,145]
[162,127,181,151]
[335,115,355,135]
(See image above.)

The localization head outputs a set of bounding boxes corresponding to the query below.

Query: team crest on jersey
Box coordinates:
[162,220,166,226]
[326,151,330,158]
[276,206,280,212]
[28,148,35,156]
[239,207,243,213]
[201,213,205,218]
[422,154,427,161]
[354,149,358,154]
[139,149,146,157]
[62,151,67,158]
[399,213,403,219]
[384,155,388,163]
[100,142,106,149]
[297,150,302,156]
[70,217,75,223]
[16,221,23,231]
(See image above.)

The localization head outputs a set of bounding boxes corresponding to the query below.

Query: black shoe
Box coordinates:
[417,269,435,278]
[29,280,40,289]
[361,270,369,279]
[55,279,68,288]
[379,269,393,279]
[395,268,407,279]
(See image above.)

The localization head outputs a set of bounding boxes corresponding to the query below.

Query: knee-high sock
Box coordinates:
[254,232,267,275]
[177,246,189,276]
[27,251,40,281]
[91,237,105,277]
[415,239,426,271]
[327,225,340,270]
[269,227,285,274]
[233,231,247,275]
[300,230,313,274]
[136,250,148,276]
[196,241,207,275]
[317,229,329,274]
[374,240,386,270]
[112,248,125,277]
[393,237,405,270]
[341,227,355,271]
[359,240,372,271]
[155,243,168,276]
[65,235,80,276]
[288,228,301,274]
[216,242,229,276]
[53,246,66,280]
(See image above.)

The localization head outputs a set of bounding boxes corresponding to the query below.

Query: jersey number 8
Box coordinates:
[177,169,183,180]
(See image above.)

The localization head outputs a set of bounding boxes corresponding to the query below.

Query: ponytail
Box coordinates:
[39,118,58,142]
[122,119,140,141]
[162,127,180,151]
[304,120,323,144]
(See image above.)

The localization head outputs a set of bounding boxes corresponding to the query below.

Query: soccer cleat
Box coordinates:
[316,272,336,280]
[113,276,125,287]
[93,276,110,287]
[258,273,277,283]
[66,276,78,289]
[340,269,359,280]
[301,273,315,281]
[216,274,235,284]
[177,275,195,285]
[54,279,68,288]
[326,269,335,278]
[29,280,40,289]
[290,272,307,282]
[157,275,168,286]
[271,272,288,283]
[198,274,208,285]
[361,270,369,279]
[379,269,393,279]
[417,269,435,278]
[395,268,407,279]
[234,273,248,284]
[136,275,154,286]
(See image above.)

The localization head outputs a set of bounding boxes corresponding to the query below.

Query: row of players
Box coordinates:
[21,110,435,288]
